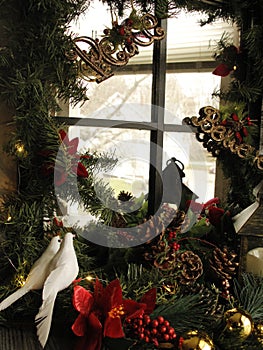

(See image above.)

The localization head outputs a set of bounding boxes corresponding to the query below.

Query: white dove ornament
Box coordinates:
[35,232,79,348]
[0,235,61,311]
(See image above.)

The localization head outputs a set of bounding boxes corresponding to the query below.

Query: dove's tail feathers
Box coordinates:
[35,296,56,348]
[0,286,29,311]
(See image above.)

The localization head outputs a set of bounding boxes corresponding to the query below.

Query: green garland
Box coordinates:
[0,1,263,349]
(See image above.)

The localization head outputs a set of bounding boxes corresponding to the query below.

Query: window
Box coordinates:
[57,1,237,228]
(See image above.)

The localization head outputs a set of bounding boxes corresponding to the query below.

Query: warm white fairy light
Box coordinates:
[85,275,93,282]
[17,275,26,287]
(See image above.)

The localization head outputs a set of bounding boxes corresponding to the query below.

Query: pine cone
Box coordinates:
[118,190,133,202]
[110,212,127,228]
[209,246,238,280]
[140,215,166,242]
[176,250,203,285]
[167,210,186,231]
[209,246,238,298]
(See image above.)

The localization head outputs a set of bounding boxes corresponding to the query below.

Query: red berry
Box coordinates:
[138,319,143,326]
[157,316,164,324]
[168,327,175,335]
[143,315,151,324]
[145,336,150,343]
[151,319,159,328]
[139,333,144,339]
[151,328,158,335]
[163,320,170,327]
[163,334,170,341]
[160,325,167,333]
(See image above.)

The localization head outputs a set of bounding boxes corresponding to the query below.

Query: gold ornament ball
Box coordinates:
[224,308,253,339]
[253,322,263,344]
[180,330,215,350]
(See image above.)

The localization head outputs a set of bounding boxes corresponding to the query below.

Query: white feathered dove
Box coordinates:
[0,235,61,311]
[35,232,79,348]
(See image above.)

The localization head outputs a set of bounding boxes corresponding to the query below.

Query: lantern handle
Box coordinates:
[166,157,185,177]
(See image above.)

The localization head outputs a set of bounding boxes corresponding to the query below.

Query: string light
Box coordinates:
[85,275,93,282]
[15,142,25,153]
[17,275,26,287]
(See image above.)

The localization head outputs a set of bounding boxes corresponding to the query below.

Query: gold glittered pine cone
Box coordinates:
[139,215,166,242]
[176,250,203,285]
[209,246,238,280]
[167,209,186,231]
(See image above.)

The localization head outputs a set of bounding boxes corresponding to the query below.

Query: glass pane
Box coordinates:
[69,126,150,198]
[70,74,152,121]
[165,72,221,123]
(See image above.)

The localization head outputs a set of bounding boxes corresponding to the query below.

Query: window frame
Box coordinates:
[55,16,224,216]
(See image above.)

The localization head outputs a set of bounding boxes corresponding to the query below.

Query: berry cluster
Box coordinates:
[167,229,180,251]
[125,314,176,347]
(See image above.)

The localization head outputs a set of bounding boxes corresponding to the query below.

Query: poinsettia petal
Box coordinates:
[53,217,63,227]
[208,206,225,226]
[123,299,146,319]
[73,312,103,350]
[77,162,88,177]
[212,63,231,77]
[54,166,67,186]
[67,137,79,155]
[93,278,105,312]
[104,279,123,311]
[59,129,68,143]
[72,314,87,336]
[203,197,220,209]
[72,285,94,316]
[140,288,156,314]
[186,200,204,213]
[104,315,125,338]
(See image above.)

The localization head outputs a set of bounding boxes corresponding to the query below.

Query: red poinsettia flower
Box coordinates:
[53,217,63,227]
[139,287,156,315]
[72,285,103,350]
[186,198,225,226]
[59,129,79,155]
[186,197,220,214]
[54,164,68,186]
[53,130,89,186]
[71,160,89,178]
[208,206,225,226]
[72,279,147,350]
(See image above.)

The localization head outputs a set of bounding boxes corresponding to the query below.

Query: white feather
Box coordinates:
[0,235,61,311]
[35,232,79,348]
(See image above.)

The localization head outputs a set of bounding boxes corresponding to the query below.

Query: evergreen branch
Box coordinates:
[233,273,263,320]
[151,293,216,333]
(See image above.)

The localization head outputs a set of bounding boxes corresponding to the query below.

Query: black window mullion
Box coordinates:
[147,17,167,217]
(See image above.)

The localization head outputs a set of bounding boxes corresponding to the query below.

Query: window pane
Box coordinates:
[69,126,150,197]
[165,72,220,123]
[70,74,152,121]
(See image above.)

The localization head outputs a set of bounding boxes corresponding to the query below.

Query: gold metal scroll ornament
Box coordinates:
[68,13,165,83]
[186,106,263,170]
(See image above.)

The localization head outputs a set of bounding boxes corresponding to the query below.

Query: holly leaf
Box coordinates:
[104,337,136,350]
[188,217,212,237]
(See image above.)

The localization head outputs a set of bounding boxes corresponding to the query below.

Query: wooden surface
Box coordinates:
[0,326,76,350]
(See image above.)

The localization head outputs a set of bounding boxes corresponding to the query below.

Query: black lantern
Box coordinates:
[162,157,198,210]
[233,181,263,277]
